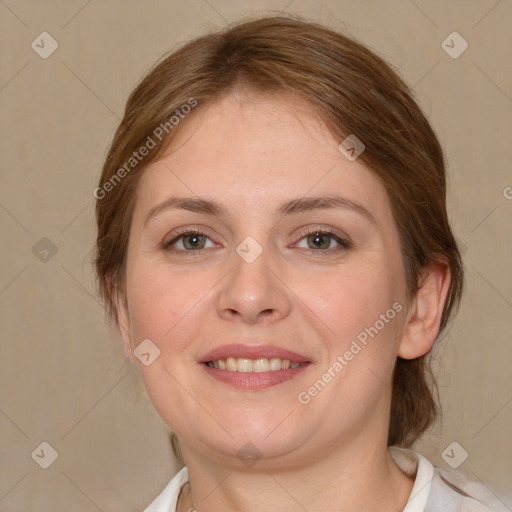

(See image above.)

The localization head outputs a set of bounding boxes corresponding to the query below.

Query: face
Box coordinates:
[118,92,412,466]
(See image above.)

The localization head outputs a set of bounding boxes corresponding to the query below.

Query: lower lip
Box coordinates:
[201,363,311,389]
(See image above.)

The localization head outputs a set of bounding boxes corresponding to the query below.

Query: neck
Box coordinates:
[177,434,414,512]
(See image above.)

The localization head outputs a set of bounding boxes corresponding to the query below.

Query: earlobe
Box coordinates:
[398,263,451,360]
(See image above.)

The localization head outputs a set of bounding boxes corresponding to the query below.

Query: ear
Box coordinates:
[109,276,137,364]
[398,263,451,359]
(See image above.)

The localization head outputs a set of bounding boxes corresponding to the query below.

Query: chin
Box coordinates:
[201,425,313,464]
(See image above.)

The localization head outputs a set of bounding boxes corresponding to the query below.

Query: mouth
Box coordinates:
[204,357,306,371]
[198,344,312,389]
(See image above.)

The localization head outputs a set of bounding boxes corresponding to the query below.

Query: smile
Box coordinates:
[205,357,304,372]
[198,343,312,389]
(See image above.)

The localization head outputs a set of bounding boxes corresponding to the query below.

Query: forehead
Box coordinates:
[134,91,392,225]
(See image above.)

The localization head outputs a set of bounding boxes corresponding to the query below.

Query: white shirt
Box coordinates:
[142,447,508,511]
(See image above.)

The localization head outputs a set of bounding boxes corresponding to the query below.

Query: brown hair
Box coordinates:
[94,15,464,450]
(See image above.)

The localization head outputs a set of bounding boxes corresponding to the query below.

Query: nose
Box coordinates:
[216,245,293,324]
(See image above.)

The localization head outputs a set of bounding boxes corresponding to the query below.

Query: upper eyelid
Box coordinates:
[163,227,216,247]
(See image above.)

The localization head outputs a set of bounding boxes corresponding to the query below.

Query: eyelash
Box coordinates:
[162,227,351,257]
[296,227,351,253]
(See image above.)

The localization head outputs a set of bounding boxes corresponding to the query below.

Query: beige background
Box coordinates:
[1,0,511,510]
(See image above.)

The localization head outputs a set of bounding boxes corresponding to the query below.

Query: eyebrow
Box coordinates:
[143,194,376,227]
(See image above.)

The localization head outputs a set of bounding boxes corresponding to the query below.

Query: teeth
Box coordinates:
[207,357,304,371]
[253,358,269,372]
[269,357,282,371]
[226,357,237,371]
[237,358,252,372]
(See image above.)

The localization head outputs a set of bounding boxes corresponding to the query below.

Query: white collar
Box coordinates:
[389,446,435,511]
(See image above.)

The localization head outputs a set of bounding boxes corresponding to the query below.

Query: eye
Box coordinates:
[163,229,216,252]
[162,227,351,256]
[294,228,351,252]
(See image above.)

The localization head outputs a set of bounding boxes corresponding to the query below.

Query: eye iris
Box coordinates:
[183,234,205,250]
[308,233,330,249]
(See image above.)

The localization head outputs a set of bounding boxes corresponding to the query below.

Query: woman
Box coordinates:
[93,16,506,512]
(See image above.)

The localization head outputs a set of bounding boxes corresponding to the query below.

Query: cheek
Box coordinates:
[291,257,407,408]
[294,260,404,344]
[124,263,206,429]
[126,260,209,341]
[297,266,404,406]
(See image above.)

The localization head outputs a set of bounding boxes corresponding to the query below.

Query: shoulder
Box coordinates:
[142,466,189,512]
[389,446,508,512]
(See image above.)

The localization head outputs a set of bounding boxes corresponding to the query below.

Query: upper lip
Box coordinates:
[199,344,311,364]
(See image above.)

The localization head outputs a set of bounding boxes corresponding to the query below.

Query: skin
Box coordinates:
[116,91,451,512]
